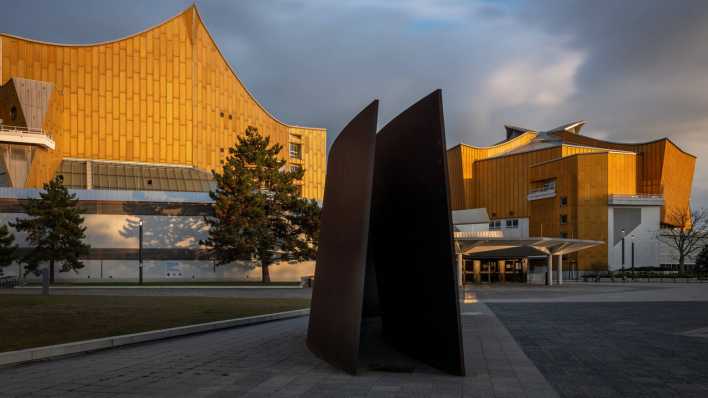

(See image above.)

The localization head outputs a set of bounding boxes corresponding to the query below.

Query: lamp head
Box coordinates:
[139,219,143,227]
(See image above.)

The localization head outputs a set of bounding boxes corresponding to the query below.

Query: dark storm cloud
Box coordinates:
[515,0,708,206]
[1,0,706,206]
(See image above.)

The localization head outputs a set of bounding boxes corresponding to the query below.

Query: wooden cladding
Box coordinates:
[448,137,695,227]
[447,129,696,269]
[0,5,325,200]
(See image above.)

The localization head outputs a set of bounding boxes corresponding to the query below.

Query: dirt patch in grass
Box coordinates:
[0,295,309,352]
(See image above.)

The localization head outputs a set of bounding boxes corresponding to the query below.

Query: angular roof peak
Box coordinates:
[546,120,586,135]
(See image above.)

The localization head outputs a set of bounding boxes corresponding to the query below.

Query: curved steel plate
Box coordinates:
[370,89,465,376]
[306,100,379,374]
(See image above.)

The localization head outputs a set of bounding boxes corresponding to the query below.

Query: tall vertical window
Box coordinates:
[289,143,302,159]
[560,196,568,206]
[560,214,568,224]
[10,106,17,121]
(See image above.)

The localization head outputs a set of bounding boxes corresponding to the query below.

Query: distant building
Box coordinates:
[0,5,323,282]
[447,121,696,271]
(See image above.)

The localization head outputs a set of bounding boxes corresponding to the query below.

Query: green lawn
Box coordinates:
[0,295,310,353]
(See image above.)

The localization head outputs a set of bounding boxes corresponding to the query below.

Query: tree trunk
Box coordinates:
[49,258,55,284]
[679,253,685,274]
[261,261,271,284]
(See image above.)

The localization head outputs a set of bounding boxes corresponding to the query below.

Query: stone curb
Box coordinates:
[0,308,310,367]
[15,285,304,289]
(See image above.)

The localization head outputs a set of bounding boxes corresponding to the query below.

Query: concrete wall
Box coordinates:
[607,206,661,270]
[0,212,315,282]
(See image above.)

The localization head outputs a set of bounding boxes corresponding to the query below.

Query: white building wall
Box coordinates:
[0,212,314,282]
[501,218,529,239]
[607,206,661,270]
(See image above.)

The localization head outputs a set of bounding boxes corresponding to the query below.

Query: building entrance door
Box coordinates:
[463,259,476,284]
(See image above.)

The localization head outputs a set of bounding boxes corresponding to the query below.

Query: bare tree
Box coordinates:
[658,207,708,273]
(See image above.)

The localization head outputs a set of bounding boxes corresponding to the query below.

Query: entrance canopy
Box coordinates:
[454,232,603,256]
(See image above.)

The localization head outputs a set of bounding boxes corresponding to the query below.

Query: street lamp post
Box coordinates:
[621,228,625,273]
[631,234,635,278]
[139,219,143,285]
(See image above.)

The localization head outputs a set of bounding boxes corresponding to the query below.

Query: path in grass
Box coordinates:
[0,295,310,352]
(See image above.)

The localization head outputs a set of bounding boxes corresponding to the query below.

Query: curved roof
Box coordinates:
[0,5,324,132]
[453,130,538,151]
[550,130,696,158]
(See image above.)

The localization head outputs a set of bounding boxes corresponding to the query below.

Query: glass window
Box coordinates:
[505,220,513,228]
[560,214,568,224]
[10,106,17,121]
[560,196,568,206]
[289,143,302,159]
[488,221,502,230]
[512,219,519,228]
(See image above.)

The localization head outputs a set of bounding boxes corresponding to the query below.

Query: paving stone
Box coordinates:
[490,301,708,398]
[0,292,561,398]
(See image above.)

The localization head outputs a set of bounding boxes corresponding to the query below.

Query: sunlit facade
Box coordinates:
[447,121,696,271]
[0,5,323,282]
[0,5,325,199]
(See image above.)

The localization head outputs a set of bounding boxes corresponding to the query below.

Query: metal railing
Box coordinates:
[0,124,53,139]
[608,193,664,205]
[609,194,663,200]
[454,230,504,239]
[0,124,56,150]
[529,181,556,194]
[527,181,556,201]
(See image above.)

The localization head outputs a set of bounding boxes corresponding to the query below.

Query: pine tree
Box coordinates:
[202,126,320,283]
[10,176,90,283]
[0,224,18,275]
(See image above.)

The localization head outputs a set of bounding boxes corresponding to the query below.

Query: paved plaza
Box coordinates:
[490,301,708,397]
[0,300,555,397]
[1,282,707,397]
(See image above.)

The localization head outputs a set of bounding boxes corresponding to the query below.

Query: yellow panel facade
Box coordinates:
[0,6,326,200]
[447,131,537,210]
[448,123,696,271]
[474,146,561,219]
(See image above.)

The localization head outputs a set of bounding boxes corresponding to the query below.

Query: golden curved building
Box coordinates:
[448,121,696,270]
[0,5,325,199]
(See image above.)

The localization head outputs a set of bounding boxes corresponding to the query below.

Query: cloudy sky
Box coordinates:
[1,0,707,207]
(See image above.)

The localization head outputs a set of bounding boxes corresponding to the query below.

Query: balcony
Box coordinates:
[608,194,664,206]
[527,181,556,201]
[0,125,55,150]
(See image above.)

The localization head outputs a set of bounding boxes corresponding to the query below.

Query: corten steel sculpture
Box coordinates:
[307,100,379,374]
[369,89,465,376]
[307,90,465,376]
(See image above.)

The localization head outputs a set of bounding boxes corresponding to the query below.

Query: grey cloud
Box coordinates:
[0,0,706,207]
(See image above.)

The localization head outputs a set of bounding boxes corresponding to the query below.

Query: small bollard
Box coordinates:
[41,268,49,295]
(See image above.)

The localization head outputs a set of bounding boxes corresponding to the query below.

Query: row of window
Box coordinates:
[489,219,519,230]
